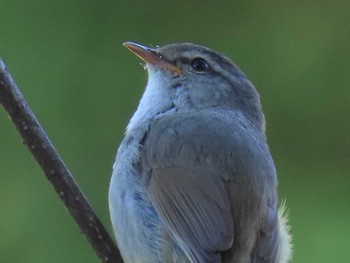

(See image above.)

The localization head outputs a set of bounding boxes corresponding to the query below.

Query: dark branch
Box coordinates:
[0,59,123,263]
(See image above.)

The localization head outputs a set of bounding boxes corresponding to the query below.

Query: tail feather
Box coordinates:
[277,200,293,263]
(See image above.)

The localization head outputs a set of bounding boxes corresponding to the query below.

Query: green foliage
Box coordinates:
[1,1,349,262]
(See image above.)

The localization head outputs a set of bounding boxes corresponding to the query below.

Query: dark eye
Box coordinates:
[190,58,209,73]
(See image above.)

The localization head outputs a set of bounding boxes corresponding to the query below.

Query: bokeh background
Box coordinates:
[1,1,349,262]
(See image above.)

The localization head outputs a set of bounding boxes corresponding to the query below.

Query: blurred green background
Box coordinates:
[1,1,349,262]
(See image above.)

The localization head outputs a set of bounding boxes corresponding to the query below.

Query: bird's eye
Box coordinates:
[190,58,210,73]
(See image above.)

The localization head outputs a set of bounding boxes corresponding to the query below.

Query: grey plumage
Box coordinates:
[109,42,292,263]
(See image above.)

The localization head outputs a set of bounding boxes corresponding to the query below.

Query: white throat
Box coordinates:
[126,68,174,132]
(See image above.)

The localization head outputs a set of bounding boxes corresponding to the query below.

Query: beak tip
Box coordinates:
[123,41,134,50]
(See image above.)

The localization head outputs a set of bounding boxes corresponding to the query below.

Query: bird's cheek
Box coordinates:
[172,88,190,106]
[170,75,187,89]
[171,82,182,89]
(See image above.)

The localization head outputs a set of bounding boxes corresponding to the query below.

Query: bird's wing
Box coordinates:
[138,111,278,263]
[144,164,233,263]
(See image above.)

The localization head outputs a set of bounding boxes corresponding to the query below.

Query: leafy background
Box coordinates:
[1,1,349,262]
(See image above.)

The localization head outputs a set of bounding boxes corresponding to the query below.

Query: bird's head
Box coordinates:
[124,42,265,131]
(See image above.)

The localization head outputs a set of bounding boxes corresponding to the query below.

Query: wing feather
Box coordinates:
[138,110,279,263]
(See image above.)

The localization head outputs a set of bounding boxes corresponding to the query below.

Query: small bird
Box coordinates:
[109,42,292,263]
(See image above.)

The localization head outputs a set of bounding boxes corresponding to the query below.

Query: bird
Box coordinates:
[109,41,292,263]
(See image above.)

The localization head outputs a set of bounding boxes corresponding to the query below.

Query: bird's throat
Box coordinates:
[126,69,175,132]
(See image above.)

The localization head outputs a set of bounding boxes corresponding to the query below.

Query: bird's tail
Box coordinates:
[277,200,293,263]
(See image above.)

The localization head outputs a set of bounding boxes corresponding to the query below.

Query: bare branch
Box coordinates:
[0,59,123,263]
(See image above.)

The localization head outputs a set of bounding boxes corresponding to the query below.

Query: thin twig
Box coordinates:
[0,59,123,263]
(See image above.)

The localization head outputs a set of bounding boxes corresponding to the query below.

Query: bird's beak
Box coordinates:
[123,41,182,75]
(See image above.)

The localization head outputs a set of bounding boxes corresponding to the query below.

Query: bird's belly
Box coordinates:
[109,168,189,263]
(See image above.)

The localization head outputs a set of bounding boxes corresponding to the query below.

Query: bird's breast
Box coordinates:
[109,136,190,263]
